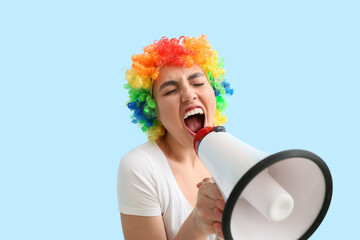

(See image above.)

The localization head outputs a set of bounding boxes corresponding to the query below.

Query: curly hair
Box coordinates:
[124,35,233,141]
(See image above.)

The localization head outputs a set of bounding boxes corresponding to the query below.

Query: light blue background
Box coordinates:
[1,0,359,239]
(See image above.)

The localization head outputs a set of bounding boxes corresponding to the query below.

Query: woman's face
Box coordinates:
[153,64,216,147]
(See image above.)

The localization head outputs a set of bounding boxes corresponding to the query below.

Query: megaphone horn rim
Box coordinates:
[222,149,333,240]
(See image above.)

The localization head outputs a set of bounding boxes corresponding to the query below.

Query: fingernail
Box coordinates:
[216,200,225,209]
[214,208,222,218]
[215,224,222,235]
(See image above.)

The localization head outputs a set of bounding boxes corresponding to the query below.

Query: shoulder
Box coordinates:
[118,141,166,183]
[117,142,165,216]
[120,142,161,170]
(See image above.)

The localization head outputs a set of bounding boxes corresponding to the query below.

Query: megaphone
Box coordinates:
[194,126,332,240]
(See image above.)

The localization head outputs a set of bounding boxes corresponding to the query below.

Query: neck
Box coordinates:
[157,133,198,167]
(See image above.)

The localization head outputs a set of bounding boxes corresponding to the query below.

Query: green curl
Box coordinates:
[216,95,228,111]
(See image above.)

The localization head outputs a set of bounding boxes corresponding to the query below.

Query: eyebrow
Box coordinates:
[188,72,205,80]
[159,72,205,91]
[159,80,178,91]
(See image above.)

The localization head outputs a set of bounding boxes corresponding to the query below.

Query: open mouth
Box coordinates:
[184,107,205,135]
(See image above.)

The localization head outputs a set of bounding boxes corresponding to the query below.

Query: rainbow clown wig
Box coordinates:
[124,35,233,141]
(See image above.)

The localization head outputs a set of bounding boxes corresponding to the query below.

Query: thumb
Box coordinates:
[196,177,212,188]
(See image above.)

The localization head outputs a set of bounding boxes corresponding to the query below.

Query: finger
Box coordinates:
[216,199,225,211]
[196,177,212,188]
[197,193,217,209]
[213,222,224,239]
[213,207,223,222]
[202,177,212,183]
[200,182,223,200]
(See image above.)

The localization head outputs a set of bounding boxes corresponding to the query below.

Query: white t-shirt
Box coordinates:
[117,142,216,240]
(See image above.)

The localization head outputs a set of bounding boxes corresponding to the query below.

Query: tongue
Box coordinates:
[184,115,203,133]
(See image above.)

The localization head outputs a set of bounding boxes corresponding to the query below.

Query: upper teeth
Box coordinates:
[184,108,204,119]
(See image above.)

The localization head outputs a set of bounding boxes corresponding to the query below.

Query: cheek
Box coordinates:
[156,101,167,122]
[205,87,217,121]
[206,87,216,108]
[156,98,176,124]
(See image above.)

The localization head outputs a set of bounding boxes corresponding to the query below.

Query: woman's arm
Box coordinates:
[121,213,207,240]
[121,214,167,240]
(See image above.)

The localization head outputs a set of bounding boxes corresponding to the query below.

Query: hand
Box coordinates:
[193,178,225,239]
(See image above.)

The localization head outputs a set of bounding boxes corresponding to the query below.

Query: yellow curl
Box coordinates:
[182,36,225,79]
[125,69,152,89]
[147,124,166,141]
[214,109,227,126]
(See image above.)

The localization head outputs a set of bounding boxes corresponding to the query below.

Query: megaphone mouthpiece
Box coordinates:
[241,171,294,222]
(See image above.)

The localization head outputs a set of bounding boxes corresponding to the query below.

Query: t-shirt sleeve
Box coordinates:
[117,148,162,216]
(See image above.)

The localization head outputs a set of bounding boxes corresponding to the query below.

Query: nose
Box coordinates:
[181,86,198,102]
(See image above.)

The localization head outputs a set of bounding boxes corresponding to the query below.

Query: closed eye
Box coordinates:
[193,83,204,86]
[164,89,177,96]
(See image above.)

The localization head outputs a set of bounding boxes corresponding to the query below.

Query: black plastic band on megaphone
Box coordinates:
[222,149,333,240]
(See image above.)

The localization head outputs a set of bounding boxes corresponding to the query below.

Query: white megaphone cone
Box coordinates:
[194,126,332,240]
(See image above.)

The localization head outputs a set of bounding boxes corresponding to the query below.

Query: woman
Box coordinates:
[117,35,233,240]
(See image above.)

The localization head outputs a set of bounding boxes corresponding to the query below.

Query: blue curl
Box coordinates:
[127,101,137,110]
[146,119,154,127]
[221,80,234,96]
